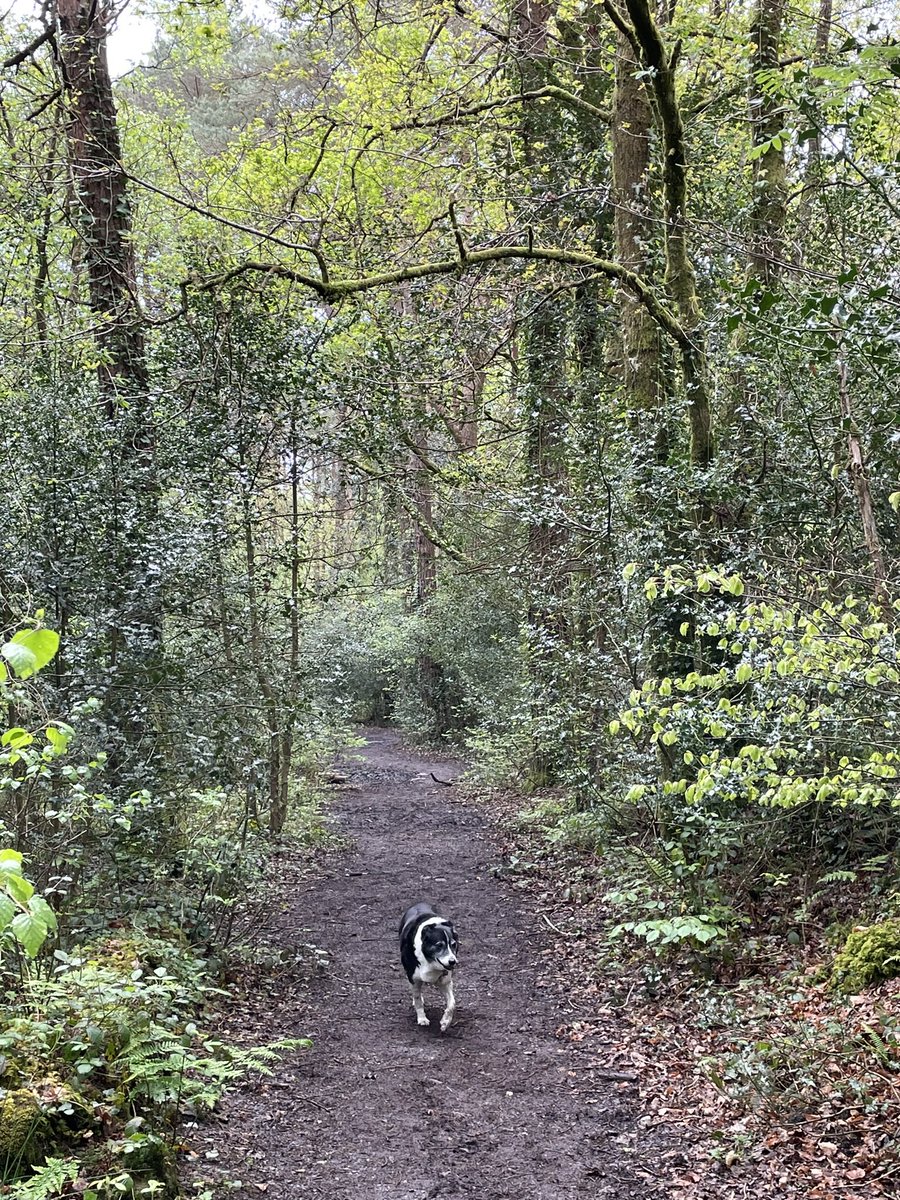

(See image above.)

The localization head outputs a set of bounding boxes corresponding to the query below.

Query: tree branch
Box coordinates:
[341,450,474,567]
[2,24,54,72]
[451,0,510,45]
[191,243,693,354]
[387,85,611,132]
[125,171,321,251]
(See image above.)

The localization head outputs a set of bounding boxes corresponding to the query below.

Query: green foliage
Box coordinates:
[0,934,308,1187]
[0,617,310,1190]
[4,1157,79,1200]
[0,629,59,683]
[611,911,729,950]
[831,919,900,993]
[616,567,900,812]
[0,852,56,959]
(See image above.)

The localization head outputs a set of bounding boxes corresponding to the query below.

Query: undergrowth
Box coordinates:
[0,622,339,1197]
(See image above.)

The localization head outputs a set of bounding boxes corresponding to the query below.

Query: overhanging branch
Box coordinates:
[386,85,611,132]
[192,243,694,354]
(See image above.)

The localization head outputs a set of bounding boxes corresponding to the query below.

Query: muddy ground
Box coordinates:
[185,728,671,1198]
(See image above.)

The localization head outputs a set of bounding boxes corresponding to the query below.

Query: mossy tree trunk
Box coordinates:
[621,0,713,471]
[56,0,160,776]
[611,30,668,467]
[513,0,573,786]
[748,0,788,285]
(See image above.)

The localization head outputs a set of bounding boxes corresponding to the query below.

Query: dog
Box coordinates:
[398,902,458,1031]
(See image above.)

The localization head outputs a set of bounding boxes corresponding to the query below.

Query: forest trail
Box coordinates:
[191,729,663,1199]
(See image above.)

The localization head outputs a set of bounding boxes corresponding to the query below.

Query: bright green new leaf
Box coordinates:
[6,628,60,679]
[1,640,38,679]
[45,725,71,755]
[1,727,33,749]
[0,849,23,874]
[5,872,34,905]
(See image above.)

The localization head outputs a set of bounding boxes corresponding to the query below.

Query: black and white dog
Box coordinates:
[398,903,459,1032]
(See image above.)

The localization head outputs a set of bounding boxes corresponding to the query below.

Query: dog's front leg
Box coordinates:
[411,981,429,1026]
[439,976,456,1032]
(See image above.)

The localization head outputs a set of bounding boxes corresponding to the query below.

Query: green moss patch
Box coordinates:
[0,1088,48,1176]
[831,918,900,992]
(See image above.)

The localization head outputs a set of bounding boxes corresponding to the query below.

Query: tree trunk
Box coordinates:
[512,0,573,785]
[838,357,891,622]
[622,0,713,470]
[611,29,667,466]
[748,0,788,284]
[56,0,159,771]
[56,0,150,414]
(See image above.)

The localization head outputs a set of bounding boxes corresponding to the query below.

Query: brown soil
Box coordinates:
[186,728,666,1198]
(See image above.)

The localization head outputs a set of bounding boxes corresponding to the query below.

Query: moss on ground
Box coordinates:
[831,918,900,992]
[0,1088,48,1175]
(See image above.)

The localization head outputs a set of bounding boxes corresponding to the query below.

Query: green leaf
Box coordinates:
[6,629,60,680]
[1,728,33,749]
[0,895,15,932]
[0,849,23,874]
[27,895,58,932]
[11,910,49,957]
[5,872,34,905]
[889,492,900,512]
[45,726,71,755]
[1,640,38,679]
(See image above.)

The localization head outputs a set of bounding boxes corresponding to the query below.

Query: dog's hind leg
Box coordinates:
[438,976,456,1032]
[411,981,429,1026]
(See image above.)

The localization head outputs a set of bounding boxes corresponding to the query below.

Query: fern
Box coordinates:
[114,1025,310,1109]
[818,869,858,886]
[627,845,679,886]
[8,1158,79,1200]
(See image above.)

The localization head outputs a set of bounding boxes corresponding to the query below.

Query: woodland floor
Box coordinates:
[183,727,672,1199]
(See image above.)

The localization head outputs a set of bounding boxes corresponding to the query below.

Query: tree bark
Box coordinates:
[748,0,788,284]
[611,29,667,465]
[512,0,573,785]
[622,0,713,469]
[56,0,150,414]
[838,358,892,623]
[55,0,159,770]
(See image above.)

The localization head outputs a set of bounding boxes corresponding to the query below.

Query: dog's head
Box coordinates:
[421,920,459,972]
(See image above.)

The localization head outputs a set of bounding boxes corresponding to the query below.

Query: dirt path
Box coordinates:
[190,729,664,1198]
